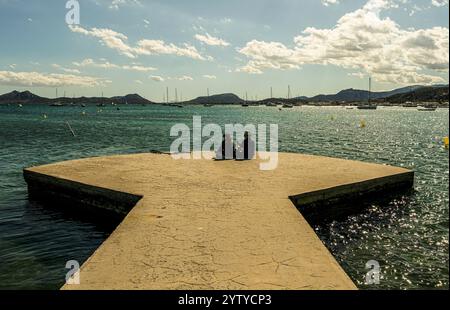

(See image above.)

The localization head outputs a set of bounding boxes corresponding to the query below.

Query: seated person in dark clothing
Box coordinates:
[216,134,236,160]
[236,131,256,160]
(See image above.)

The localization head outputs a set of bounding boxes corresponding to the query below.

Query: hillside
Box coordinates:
[187,93,244,105]
[0,90,48,104]
[386,86,449,103]
[307,85,424,102]
[0,91,154,105]
[1,85,448,106]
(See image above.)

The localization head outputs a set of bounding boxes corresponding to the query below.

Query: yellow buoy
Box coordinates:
[444,137,449,149]
[360,120,366,128]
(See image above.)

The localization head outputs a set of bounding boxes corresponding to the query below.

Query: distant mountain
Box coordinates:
[0,90,154,105]
[187,93,244,105]
[386,86,449,103]
[306,85,425,102]
[111,94,154,105]
[0,90,48,104]
[1,85,448,106]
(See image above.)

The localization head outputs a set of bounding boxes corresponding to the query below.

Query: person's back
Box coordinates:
[216,134,235,160]
[237,132,256,160]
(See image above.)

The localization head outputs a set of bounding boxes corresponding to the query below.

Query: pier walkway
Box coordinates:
[23,152,414,290]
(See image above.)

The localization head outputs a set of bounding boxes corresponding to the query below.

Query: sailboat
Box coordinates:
[50,88,64,107]
[203,88,213,107]
[418,106,437,112]
[97,91,106,107]
[358,78,377,110]
[241,92,249,107]
[282,85,294,108]
[418,102,438,111]
[403,101,417,108]
[403,87,418,107]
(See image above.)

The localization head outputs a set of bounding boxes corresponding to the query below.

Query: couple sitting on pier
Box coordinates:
[216,131,256,161]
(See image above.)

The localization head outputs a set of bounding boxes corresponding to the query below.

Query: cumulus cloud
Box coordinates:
[69,25,136,58]
[0,71,109,87]
[122,64,157,72]
[72,58,157,72]
[150,75,165,82]
[176,75,194,81]
[237,0,448,85]
[109,0,142,10]
[194,33,230,46]
[322,0,340,6]
[52,64,81,74]
[431,0,448,7]
[195,33,230,46]
[151,75,194,81]
[135,40,207,60]
[69,25,209,60]
[73,58,119,69]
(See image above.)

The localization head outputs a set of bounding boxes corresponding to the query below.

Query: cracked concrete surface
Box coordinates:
[23,152,413,290]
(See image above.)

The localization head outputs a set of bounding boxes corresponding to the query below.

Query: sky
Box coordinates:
[0,0,448,101]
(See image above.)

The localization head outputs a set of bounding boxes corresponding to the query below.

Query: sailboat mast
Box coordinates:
[270,87,273,99]
[368,77,372,104]
[166,87,169,104]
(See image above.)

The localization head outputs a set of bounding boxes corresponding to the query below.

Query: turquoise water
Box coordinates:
[0,104,448,289]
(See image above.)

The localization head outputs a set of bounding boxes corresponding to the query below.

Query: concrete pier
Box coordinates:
[23,152,414,290]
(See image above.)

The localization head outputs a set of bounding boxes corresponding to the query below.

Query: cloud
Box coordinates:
[237,0,448,85]
[176,75,193,81]
[220,18,232,24]
[135,40,207,60]
[236,64,263,74]
[0,71,109,87]
[431,0,448,7]
[69,25,136,58]
[109,0,142,10]
[52,64,81,74]
[194,33,230,46]
[150,75,194,81]
[150,75,165,82]
[122,64,157,72]
[349,72,366,79]
[322,0,339,6]
[73,58,119,69]
[69,25,209,60]
[72,58,157,72]
[203,75,217,79]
